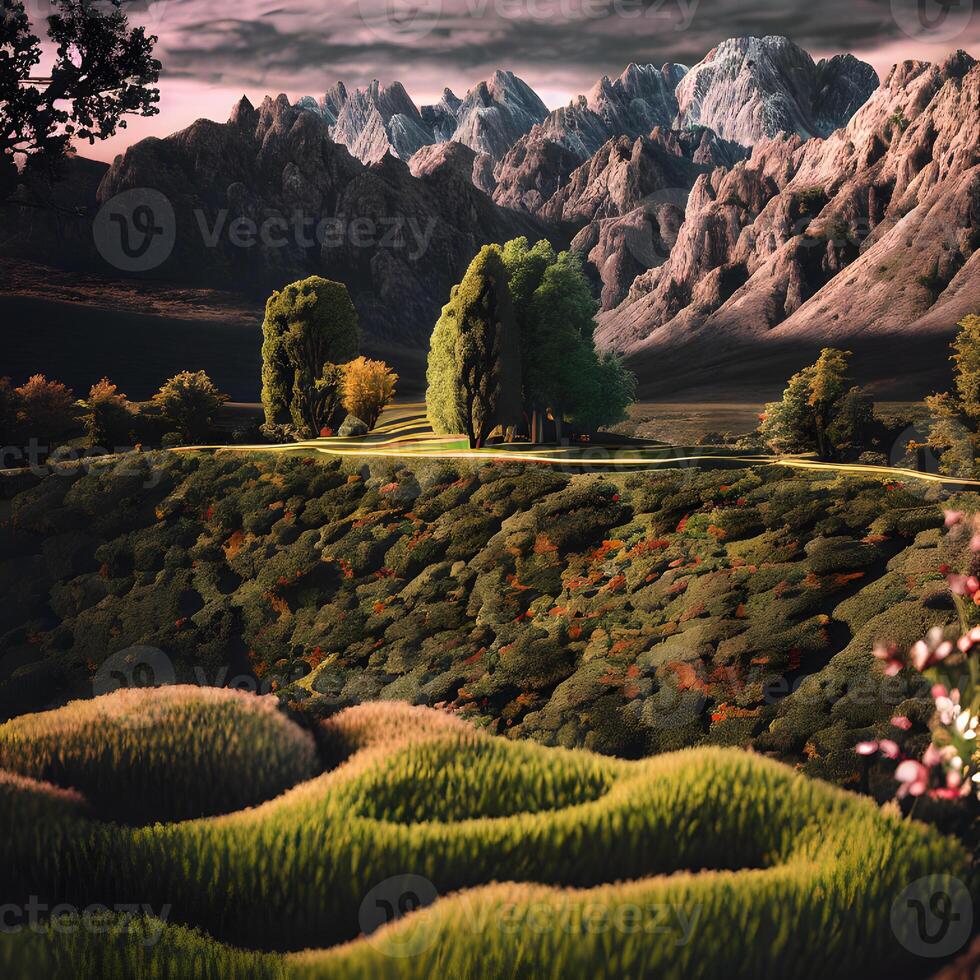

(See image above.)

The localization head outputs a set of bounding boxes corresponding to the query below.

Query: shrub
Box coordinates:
[340,357,398,430]
[83,378,135,449]
[152,371,227,443]
[14,374,76,448]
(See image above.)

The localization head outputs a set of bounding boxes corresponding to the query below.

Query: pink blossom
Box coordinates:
[956,626,980,653]
[944,510,964,527]
[890,715,913,731]
[878,739,900,759]
[895,760,929,797]
[909,627,954,671]
[873,641,904,676]
[854,741,879,756]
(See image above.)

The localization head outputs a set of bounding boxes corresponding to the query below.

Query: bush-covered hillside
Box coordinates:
[0,450,967,793]
[0,692,972,979]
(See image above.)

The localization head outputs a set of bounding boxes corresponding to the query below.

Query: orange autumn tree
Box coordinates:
[340,357,398,430]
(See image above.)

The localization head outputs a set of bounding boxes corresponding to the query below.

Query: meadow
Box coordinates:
[0,688,972,978]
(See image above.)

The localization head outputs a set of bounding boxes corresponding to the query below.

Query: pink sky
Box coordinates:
[81,0,980,162]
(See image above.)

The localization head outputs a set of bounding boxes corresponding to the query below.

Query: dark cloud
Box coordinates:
[88,0,978,160]
[148,0,979,98]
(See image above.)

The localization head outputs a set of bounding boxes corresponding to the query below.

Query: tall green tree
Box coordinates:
[426,246,521,448]
[502,241,634,439]
[261,277,359,436]
[926,314,980,478]
[760,348,872,460]
[1,0,160,201]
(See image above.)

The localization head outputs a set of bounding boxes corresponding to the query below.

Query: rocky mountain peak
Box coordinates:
[674,35,878,144]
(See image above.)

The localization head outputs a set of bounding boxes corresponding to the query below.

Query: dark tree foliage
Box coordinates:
[261,276,360,436]
[0,0,160,200]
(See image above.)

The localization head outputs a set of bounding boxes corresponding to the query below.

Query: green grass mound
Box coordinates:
[340,737,612,822]
[0,695,972,978]
[0,686,319,823]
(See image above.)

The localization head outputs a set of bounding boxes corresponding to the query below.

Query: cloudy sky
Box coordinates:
[87,0,980,159]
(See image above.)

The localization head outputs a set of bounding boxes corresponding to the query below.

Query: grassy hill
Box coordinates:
[0,689,972,978]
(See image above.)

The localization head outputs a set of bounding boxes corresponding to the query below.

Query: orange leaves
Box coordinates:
[223,529,246,560]
[533,533,558,555]
[591,539,625,562]
[667,661,709,693]
[505,572,532,591]
[735,603,748,619]
[305,646,326,669]
[676,515,690,532]
[372,601,386,615]
[707,524,727,540]
[605,574,626,593]
[630,538,669,557]
[803,571,822,589]
[680,602,706,623]
[266,594,290,618]
[832,572,865,586]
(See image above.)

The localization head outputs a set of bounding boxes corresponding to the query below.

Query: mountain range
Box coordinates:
[3,34,977,399]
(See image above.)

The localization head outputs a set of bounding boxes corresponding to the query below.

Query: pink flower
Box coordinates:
[944,510,964,527]
[971,532,980,553]
[878,739,901,759]
[890,715,913,731]
[895,760,929,798]
[957,626,980,653]
[854,741,879,756]
[934,688,961,726]
[909,627,954,671]
[873,641,904,676]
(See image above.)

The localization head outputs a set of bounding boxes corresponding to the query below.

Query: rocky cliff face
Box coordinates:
[541,127,747,308]
[674,36,879,144]
[597,53,980,369]
[97,94,555,344]
[490,63,689,216]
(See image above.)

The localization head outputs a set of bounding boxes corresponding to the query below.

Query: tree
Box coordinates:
[261,276,360,436]
[152,371,226,443]
[926,314,980,478]
[500,240,634,439]
[83,377,133,447]
[760,349,872,460]
[1,0,160,201]
[15,373,75,447]
[426,245,521,448]
[340,357,398,430]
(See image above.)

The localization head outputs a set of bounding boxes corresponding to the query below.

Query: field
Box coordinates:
[0,687,973,978]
